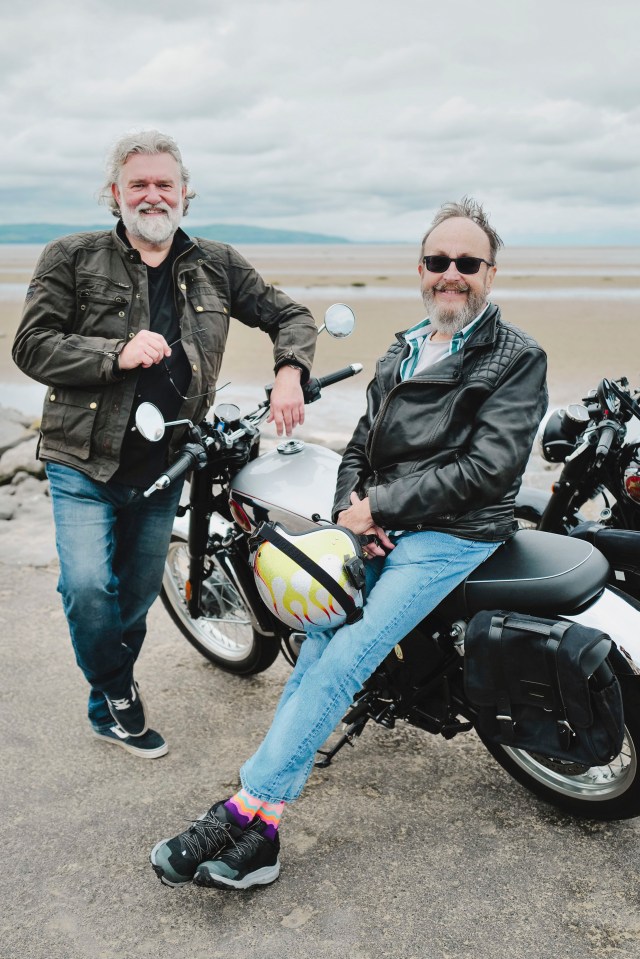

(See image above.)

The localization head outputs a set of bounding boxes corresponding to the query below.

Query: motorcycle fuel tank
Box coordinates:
[230,440,342,532]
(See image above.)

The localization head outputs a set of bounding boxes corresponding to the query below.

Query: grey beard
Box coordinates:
[422,287,488,336]
[120,202,182,245]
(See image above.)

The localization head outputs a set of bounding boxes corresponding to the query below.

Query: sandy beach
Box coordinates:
[1,242,639,440]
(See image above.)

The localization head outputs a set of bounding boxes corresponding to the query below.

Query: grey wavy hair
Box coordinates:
[421,196,504,263]
[100,130,196,217]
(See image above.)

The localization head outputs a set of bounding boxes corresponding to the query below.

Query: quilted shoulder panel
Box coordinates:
[466,321,540,385]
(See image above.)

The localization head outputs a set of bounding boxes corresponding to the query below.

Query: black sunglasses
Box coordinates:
[163,328,228,401]
[421,255,494,275]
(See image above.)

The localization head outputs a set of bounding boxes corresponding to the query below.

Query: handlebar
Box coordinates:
[143,361,364,495]
[313,363,363,390]
[595,422,618,461]
[143,440,211,497]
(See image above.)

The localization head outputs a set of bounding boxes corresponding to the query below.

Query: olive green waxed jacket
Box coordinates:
[332,305,548,542]
[12,226,317,482]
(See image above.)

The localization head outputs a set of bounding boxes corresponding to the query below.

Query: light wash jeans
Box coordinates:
[46,462,183,729]
[241,529,500,803]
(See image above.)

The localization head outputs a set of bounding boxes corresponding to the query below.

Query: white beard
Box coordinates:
[120,201,182,246]
[422,284,488,336]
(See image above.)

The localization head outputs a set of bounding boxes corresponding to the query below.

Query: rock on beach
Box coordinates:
[0,405,55,567]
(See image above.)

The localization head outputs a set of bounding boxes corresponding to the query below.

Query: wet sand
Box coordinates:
[1,243,639,439]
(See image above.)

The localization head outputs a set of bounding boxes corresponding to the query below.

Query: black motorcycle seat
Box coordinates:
[450,529,609,616]
[569,521,640,571]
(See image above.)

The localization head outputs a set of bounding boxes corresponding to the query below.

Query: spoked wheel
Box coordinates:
[478,692,640,820]
[161,535,280,675]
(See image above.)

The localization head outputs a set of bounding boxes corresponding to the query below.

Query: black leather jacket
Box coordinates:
[332,304,548,542]
[12,226,316,482]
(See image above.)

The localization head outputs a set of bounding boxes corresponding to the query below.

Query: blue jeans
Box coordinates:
[46,462,183,728]
[240,529,500,803]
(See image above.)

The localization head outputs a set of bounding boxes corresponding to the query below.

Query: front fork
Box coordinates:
[186,467,212,618]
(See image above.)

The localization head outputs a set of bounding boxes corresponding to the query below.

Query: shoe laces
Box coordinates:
[109,696,132,711]
[182,812,235,859]
[223,825,264,864]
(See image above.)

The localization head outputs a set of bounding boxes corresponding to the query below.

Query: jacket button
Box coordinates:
[192,364,198,372]
[90,402,97,410]
[128,332,135,339]
[135,293,141,299]
[223,307,228,314]
[118,311,125,317]
[195,305,204,312]
[80,304,86,311]
[49,394,56,401]
[180,283,187,291]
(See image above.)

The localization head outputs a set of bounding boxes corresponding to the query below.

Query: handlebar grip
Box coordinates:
[315,363,364,390]
[143,444,203,496]
[595,422,617,459]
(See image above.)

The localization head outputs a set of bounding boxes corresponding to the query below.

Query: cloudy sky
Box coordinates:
[1,0,638,243]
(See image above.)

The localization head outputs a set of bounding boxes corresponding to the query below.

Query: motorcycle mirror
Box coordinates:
[318,303,355,338]
[134,402,193,441]
[135,402,167,441]
[597,378,618,416]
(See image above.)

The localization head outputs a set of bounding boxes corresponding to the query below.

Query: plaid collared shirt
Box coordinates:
[399,303,491,380]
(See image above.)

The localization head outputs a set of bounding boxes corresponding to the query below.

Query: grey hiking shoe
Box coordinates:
[193,818,280,890]
[150,801,241,887]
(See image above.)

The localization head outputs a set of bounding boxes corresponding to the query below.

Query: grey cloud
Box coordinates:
[0,0,638,241]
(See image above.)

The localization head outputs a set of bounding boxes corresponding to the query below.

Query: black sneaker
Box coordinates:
[150,802,242,887]
[193,818,280,890]
[104,679,147,737]
[92,723,168,759]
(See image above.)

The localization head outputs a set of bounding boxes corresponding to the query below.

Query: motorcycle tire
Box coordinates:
[161,534,280,675]
[477,687,640,820]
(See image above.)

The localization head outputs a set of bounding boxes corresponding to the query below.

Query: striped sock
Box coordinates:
[224,788,263,828]
[255,800,285,841]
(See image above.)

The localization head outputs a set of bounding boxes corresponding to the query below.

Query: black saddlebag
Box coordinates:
[463,611,624,765]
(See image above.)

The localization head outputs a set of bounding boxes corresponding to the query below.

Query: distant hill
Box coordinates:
[0,223,350,244]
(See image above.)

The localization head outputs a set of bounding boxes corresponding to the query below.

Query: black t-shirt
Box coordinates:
[113,240,192,487]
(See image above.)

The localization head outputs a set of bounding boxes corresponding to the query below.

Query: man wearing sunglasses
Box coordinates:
[12,130,316,759]
[150,198,548,892]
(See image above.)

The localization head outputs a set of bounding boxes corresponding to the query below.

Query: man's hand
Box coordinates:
[337,492,394,557]
[268,366,305,436]
[118,330,172,370]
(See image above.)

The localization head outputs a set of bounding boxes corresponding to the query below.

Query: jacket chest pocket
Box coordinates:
[185,284,230,356]
[76,277,131,338]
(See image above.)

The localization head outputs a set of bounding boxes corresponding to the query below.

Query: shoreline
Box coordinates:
[1,242,638,432]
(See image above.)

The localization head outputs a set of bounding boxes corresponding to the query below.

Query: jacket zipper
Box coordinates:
[367,374,459,463]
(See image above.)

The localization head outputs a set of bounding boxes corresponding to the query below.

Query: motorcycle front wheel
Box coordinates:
[161,535,280,675]
[477,690,640,820]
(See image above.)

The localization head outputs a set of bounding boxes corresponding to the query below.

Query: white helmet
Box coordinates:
[250,521,366,631]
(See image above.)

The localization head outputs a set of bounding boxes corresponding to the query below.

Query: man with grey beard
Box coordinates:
[13,130,317,759]
[149,197,549,893]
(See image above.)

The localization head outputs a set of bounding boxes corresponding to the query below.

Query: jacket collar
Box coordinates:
[112,221,198,263]
[394,302,500,351]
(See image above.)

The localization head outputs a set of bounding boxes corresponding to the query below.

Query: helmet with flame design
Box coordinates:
[250,521,366,631]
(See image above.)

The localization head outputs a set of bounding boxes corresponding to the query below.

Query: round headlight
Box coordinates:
[540,404,589,462]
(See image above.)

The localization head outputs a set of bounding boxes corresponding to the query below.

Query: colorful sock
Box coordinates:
[224,788,263,828]
[255,800,285,841]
